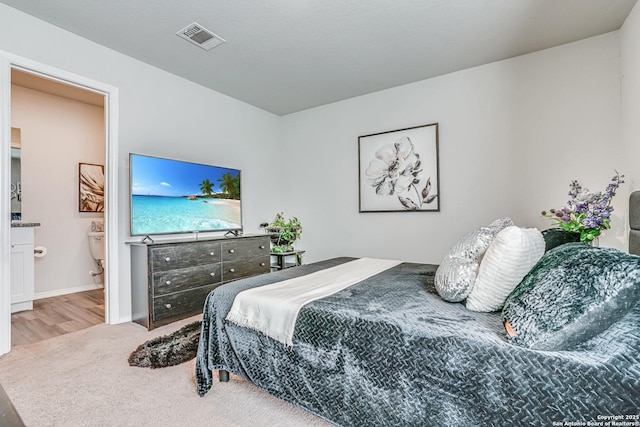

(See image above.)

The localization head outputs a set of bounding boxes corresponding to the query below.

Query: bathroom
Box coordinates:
[10,69,106,344]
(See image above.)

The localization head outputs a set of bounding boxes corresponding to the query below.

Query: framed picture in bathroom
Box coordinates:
[79,163,104,212]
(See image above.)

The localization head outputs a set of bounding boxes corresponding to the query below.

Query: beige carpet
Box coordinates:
[0,317,331,427]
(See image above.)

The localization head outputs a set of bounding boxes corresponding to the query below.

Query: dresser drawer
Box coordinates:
[222,238,269,261]
[152,283,218,322]
[223,256,270,282]
[151,242,220,271]
[153,264,221,297]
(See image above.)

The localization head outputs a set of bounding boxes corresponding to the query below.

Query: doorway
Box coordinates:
[11,69,105,346]
[0,52,120,355]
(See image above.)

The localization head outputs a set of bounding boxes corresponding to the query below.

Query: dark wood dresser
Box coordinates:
[130,234,270,330]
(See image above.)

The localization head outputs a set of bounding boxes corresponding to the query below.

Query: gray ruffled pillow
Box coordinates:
[435,217,513,302]
[502,243,640,350]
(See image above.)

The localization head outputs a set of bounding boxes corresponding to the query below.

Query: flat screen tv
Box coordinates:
[129,153,242,236]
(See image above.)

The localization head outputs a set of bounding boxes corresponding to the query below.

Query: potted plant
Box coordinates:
[541,171,624,244]
[265,212,302,253]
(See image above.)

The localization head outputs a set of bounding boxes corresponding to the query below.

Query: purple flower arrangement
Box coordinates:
[542,172,624,243]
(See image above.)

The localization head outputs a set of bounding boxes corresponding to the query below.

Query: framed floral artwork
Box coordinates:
[358,123,439,212]
[79,162,104,212]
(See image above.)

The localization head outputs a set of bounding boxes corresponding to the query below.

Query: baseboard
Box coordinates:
[116,315,133,324]
[11,300,33,313]
[34,283,104,300]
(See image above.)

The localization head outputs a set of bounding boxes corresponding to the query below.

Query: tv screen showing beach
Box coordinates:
[129,154,242,236]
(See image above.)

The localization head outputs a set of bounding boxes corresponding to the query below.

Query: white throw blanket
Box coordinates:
[225,258,401,346]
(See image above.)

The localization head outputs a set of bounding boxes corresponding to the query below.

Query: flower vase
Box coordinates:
[591,236,600,247]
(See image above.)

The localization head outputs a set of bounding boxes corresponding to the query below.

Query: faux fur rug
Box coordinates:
[128,320,202,369]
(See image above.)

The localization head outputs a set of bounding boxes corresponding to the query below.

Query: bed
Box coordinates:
[196,207,640,426]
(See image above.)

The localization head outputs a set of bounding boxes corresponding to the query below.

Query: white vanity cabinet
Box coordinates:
[10,226,35,313]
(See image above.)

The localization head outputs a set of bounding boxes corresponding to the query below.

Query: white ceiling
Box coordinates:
[1,0,636,115]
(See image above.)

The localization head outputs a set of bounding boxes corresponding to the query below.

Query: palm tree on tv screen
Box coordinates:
[217,173,240,200]
[199,179,214,197]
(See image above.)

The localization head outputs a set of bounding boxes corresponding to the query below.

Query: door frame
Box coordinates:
[0,52,119,355]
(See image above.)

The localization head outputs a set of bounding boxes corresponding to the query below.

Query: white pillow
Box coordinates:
[466,226,545,312]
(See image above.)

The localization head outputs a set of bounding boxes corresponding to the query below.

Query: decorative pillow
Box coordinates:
[466,226,545,312]
[435,217,513,302]
[502,243,640,350]
[541,228,580,252]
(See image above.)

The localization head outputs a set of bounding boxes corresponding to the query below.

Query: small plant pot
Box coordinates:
[267,229,299,251]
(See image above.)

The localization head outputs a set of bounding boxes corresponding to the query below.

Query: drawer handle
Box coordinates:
[165,303,172,309]
[165,257,171,262]
[210,251,215,256]
[229,268,235,273]
[259,245,265,249]
[229,249,235,254]
[210,272,216,277]
[260,262,266,267]
[165,280,171,285]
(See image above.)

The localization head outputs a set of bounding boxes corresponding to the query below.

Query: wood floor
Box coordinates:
[11,289,104,347]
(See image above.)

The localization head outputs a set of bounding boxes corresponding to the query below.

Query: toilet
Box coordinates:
[88,221,105,283]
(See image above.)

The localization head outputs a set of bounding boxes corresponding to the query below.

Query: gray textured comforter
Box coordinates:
[196,257,640,426]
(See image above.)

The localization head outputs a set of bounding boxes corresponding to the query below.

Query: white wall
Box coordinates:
[622,1,640,195]
[0,4,284,322]
[11,84,105,296]
[282,32,626,264]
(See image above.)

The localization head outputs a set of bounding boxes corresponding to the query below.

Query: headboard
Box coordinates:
[629,190,640,256]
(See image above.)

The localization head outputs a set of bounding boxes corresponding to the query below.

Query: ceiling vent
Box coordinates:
[176,22,225,51]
